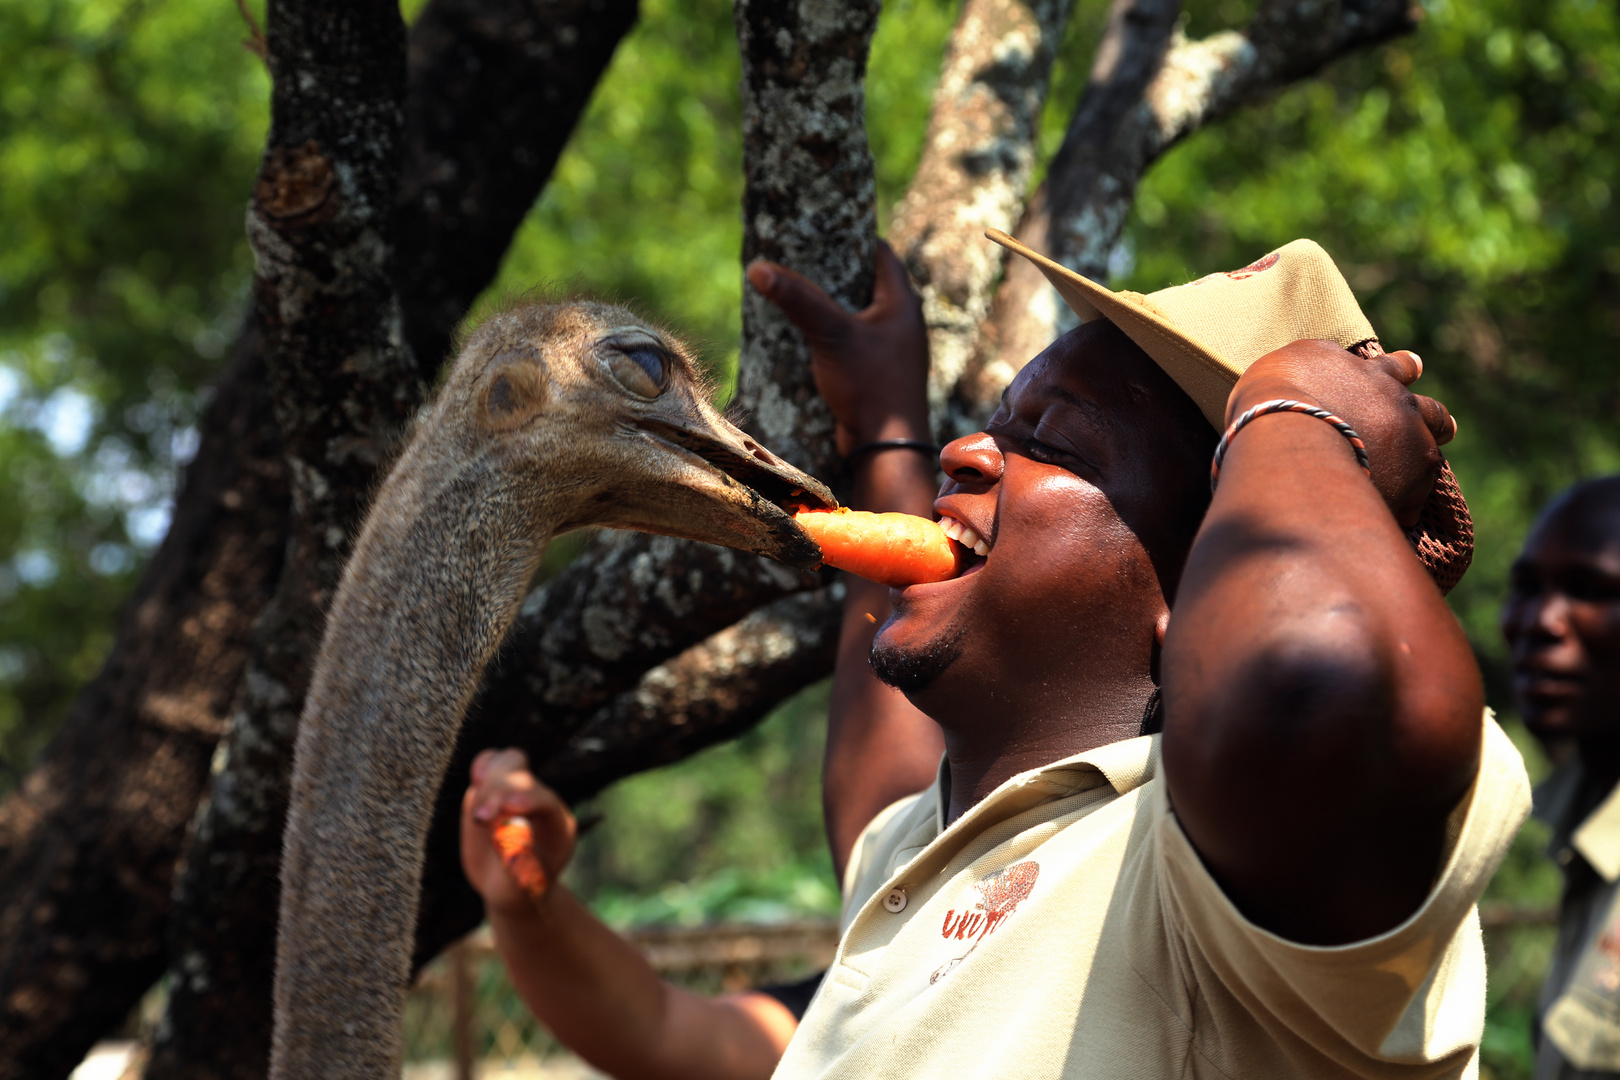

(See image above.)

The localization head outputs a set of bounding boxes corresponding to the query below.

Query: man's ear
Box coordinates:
[1149,608,1171,687]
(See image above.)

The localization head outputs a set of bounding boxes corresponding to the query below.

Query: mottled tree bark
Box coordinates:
[146,0,423,1075]
[967,0,1419,405]
[546,589,841,797]
[886,0,1074,417]
[0,0,641,1075]
[733,0,881,482]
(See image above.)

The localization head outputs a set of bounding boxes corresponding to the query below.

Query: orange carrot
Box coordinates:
[793,508,962,587]
[492,816,549,902]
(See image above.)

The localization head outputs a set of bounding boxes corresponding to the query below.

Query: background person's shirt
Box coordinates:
[773,711,1529,1080]
[1533,758,1620,1079]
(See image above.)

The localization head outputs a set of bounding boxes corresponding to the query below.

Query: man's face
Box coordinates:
[871,322,1212,725]
[1502,487,1620,745]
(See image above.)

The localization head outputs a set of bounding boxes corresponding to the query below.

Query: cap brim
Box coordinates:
[985,229,1238,429]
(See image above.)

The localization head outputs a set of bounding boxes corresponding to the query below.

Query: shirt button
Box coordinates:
[883,888,908,913]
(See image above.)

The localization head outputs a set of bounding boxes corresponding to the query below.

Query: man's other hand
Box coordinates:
[747,240,930,456]
[460,748,578,917]
[1229,341,1457,529]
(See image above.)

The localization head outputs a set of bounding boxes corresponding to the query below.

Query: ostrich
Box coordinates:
[267,302,833,1079]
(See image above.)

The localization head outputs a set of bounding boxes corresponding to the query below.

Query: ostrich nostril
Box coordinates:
[743,440,776,465]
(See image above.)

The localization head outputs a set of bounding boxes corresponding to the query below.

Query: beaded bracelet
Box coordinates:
[1210,399,1369,492]
[844,439,940,466]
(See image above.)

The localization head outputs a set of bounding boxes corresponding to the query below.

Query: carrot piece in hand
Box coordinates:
[492,816,549,902]
[793,508,962,587]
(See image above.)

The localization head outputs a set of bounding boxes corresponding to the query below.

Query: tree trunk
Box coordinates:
[733,0,882,482]
[0,0,640,1074]
[0,330,288,1080]
[147,0,422,1073]
[886,0,1075,421]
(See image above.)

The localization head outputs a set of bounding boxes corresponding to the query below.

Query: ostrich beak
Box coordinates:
[606,412,836,571]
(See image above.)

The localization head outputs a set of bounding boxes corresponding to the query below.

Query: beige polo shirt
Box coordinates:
[774,710,1529,1080]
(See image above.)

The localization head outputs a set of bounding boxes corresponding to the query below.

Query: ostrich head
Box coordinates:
[420,300,833,559]
[269,302,833,1080]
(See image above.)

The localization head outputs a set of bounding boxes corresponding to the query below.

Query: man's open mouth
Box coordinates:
[939,512,991,574]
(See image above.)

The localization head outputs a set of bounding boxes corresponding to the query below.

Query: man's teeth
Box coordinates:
[938,516,991,557]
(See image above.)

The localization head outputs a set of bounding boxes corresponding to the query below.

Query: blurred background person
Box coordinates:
[1503,476,1620,1079]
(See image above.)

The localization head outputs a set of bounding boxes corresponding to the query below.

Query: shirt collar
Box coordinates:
[1533,757,1620,883]
[932,733,1161,834]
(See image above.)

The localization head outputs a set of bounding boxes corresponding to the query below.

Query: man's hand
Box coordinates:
[1228,341,1457,528]
[748,241,943,874]
[460,748,577,918]
[747,240,930,456]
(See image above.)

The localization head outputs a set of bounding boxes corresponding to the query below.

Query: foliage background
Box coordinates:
[2,0,1615,1073]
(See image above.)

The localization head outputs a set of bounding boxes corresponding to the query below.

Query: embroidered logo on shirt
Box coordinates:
[931,861,1040,984]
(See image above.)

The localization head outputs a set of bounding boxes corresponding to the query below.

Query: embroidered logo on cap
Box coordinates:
[1226,251,1280,279]
[1188,250,1281,287]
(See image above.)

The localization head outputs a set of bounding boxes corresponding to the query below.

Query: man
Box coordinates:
[461,232,1529,1079]
[1501,477,1620,1079]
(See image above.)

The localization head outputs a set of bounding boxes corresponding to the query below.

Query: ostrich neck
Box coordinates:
[270,445,568,1080]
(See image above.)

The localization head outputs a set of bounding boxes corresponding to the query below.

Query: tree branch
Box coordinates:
[395,0,640,376]
[962,0,1418,419]
[411,586,841,968]
[732,0,882,482]
[546,589,841,799]
[885,0,1075,421]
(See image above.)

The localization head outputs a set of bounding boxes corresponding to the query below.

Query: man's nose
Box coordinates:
[941,432,1003,487]
[1508,590,1572,647]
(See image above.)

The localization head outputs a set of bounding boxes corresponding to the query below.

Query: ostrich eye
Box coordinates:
[603,343,670,398]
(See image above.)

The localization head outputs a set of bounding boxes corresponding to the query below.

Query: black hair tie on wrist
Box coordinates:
[1210,399,1369,492]
[843,439,940,467]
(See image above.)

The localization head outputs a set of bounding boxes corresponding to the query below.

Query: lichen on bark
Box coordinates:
[887,0,1074,418]
[733,0,881,482]
[968,0,1417,405]
[148,0,421,1073]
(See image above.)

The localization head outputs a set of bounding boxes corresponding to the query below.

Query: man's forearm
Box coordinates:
[1163,403,1481,944]
[823,446,943,877]
[489,888,787,1080]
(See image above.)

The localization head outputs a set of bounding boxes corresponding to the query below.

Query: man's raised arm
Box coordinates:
[1161,341,1481,945]
[747,244,944,878]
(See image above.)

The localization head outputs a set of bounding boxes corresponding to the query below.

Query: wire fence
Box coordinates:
[401,907,1563,1080]
[70,907,1560,1080]
[402,920,840,1079]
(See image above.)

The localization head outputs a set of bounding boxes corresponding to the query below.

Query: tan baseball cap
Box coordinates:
[985,228,1378,429]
